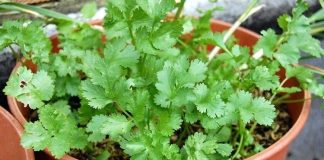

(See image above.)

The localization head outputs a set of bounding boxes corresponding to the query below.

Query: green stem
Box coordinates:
[232,120,246,159]
[311,26,324,35]
[177,39,199,55]
[273,33,288,52]
[299,64,324,76]
[175,0,185,20]
[249,122,257,133]
[176,123,188,145]
[121,108,132,119]
[300,55,318,60]
[8,45,20,61]
[232,133,244,159]
[116,104,133,119]
[272,94,290,105]
[127,21,136,46]
[270,77,289,102]
[277,98,312,104]
[208,0,264,62]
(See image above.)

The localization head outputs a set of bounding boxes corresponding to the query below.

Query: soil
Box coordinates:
[253,105,292,148]
[69,140,129,160]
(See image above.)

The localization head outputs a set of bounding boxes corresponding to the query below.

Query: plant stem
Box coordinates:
[277,98,312,104]
[299,64,324,76]
[127,21,136,46]
[270,77,289,102]
[8,45,20,61]
[272,94,290,105]
[232,134,244,159]
[175,0,186,20]
[116,104,133,119]
[177,39,199,55]
[249,122,257,133]
[208,0,265,62]
[176,122,188,145]
[311,26,324,35]
[232,120,246,159]
[274,33,287,51]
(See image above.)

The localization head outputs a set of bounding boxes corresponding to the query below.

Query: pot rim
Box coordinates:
[0,106,35,160]
[6,20,312,160]
[246,91,311,160]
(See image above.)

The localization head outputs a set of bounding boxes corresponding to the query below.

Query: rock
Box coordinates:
[184,0,319,32]
[0,51,16,108]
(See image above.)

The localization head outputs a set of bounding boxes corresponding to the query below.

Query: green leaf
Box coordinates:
[107,0,127,11]
[288,33,324,57]
[162,143,181,160]
[184,132,230,160]
[105,21,130,40]
[21,122,50,151]
[101,114,134,138]
[59,23,103,50]
[55,76,81,97]
[229,91,276,126]
[285,66,313,83]
[52,47,85,77]
[195,32,230,53]
[121,138,148,159]
[193,83,226,118]
[154,56,207,108]
[154,109,182,136]
[254,29,278,58]
[87,114,134,140]
[104,39,140,68]
[151,21,183,50]
[249,66,280,90]
[0,21,51,65]
[277,14,290,31]
[81,2,97,18]
[86,115,109,142]
[215,143,233,157]
[4,67,54,109]
[96,150,111,160]
[136,0,175,19]
[81,80,113,109]
[274,43,300,67]
[22,101,87,159]
[120,132,179,160]
[47,135,71,158]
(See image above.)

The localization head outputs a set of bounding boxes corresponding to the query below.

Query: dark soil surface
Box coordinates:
[69,140,129,160]
[253,106,292,148]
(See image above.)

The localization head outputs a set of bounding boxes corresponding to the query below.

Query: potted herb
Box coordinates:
[1,0,323,159]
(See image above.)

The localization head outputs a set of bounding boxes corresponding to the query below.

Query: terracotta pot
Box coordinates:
[0,106,35,160]
[7,20,311,160]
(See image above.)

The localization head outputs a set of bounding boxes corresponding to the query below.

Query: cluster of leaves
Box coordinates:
[2,0,323,159]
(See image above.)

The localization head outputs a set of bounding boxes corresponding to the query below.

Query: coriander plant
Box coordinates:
[1,0,324,159]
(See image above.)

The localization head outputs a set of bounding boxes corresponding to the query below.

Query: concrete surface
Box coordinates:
[184,0,319,32]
